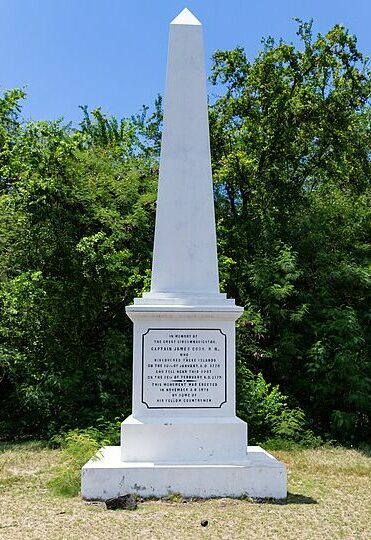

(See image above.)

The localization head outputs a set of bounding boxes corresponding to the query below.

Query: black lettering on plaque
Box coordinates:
[141,328,227,409]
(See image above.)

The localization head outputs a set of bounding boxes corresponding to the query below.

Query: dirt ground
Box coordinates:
[0,442,370,539]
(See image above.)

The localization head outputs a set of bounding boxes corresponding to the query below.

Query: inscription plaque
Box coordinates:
[142,328,227,408]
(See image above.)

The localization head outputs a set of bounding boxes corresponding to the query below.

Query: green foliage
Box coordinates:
[212,21,371,443]
[0,98,158,438]
[237,364,320,445]
[0,88,26,184]
[49,419,120,497]
[48,431,101,497]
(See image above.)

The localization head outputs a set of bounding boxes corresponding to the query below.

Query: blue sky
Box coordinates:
[1,0,370,124]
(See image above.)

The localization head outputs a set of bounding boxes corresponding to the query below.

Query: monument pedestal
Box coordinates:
[82,301,286,499]
[82,445,286,499]
[120,415,248,462]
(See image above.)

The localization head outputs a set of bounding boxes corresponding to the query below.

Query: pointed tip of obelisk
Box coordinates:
[171,7,202,26]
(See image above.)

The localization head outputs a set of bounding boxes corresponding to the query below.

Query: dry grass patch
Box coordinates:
[0,442,370,540]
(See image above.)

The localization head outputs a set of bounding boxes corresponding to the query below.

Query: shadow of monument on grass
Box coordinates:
[259,492,317,505]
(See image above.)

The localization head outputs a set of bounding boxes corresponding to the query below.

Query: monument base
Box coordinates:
[120,415,249,462]
[81,446,287,500]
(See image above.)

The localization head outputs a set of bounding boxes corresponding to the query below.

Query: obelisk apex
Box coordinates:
[150,8,219,297]
[171,7,201,25]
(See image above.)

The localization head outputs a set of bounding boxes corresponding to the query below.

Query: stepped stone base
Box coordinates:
[120,415,248,462]
[81,445,287,500]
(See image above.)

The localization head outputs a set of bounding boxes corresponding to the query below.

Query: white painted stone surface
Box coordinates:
[81,7,287,500]
[121,415,248,462]
[82,446,287,499]
[149,7,219,298]
[126,310,240,420]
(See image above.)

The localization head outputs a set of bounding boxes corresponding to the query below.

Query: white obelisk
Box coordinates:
[140,7,230,306]
[81,8,287,499]
[150,7,219,296]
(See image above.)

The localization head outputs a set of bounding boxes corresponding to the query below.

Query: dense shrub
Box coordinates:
[212,22,371,443]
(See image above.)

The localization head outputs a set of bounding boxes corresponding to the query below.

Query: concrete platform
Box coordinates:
[81,446,287,500]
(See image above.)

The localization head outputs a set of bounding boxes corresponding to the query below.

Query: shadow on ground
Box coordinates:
[260,492,318,505]
[146,493,318,506]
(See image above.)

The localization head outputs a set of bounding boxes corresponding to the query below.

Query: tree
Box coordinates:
[210,21,371,442]
[0,102,157,437]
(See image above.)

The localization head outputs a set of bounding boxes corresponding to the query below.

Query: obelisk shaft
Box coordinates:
[150,9,219,296]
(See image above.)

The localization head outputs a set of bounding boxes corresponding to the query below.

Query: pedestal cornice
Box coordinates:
[126,292,244,320]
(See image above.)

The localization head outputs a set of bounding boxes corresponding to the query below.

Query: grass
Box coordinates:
[0,442,370,539]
